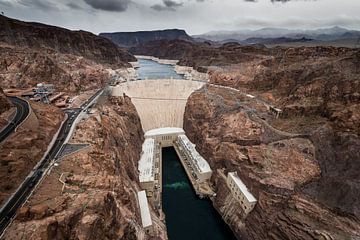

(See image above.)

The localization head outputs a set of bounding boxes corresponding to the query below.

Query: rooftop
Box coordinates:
[138,138,155,183]
[228,172,257,203]
[137,191,152,228]
[145,127,185,138]
[178,134,212,174]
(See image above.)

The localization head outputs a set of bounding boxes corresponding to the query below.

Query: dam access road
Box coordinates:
[0,89,104,237]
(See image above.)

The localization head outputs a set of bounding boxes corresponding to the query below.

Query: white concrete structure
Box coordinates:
[138,138,161,198]
[137,190,153,234]
[112,79,204,131]
[227,172,257,215]
[175,135,212,183]
[145,127,185,147]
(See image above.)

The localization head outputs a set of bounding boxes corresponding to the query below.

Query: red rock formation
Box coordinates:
[184,85,360,239]
[3,96,167,240]
[0,15,135,66]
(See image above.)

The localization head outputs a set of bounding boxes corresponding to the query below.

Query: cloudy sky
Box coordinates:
[0,0,359,35]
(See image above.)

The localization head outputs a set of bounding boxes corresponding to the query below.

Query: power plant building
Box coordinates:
[175,134,212,183]
[227,172,257,215]
[138,138,161,198]
[145,127,184,147]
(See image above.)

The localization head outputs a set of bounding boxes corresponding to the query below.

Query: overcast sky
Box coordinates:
[0,0,359,35]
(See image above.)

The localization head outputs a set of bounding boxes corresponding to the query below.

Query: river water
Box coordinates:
[162,147,236,240]
[136,58,236,240]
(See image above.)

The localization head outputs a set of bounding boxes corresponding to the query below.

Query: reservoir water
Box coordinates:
[136,58,236,240]
[137,58,184,80]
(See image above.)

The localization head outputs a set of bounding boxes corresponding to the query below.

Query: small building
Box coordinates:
[138,138,160,198]
[137,190,153,234]
[175,135,212,182]
[144,127,185,147]
[227,172,257,215]
[269,106,282,118]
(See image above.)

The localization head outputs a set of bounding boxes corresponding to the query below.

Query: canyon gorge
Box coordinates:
[0,14,359,240]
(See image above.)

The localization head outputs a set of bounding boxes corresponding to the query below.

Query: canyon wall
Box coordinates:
[0,15,135,66]
[174,42,360,239]
[0,15,136,92]
[184,86,360,239]
[3,96,167,240]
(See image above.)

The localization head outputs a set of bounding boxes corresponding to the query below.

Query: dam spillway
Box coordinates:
[112,79,204,131]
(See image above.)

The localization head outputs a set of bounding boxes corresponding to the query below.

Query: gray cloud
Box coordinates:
[66,2,82,10]
[16,0,57,10]
[84,0,131,12]
[151,0,183,11]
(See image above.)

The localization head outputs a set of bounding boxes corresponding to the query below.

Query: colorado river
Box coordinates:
[162,147,236,240]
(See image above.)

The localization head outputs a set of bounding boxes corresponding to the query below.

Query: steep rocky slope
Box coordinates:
[0,87,11,114]
[3,96,167,240]
[180,43,360,239]
[0,15,137,92]
[100,29,193,48]
[184,86,360,239]
[0,15,135,66]
[0,45,112,92]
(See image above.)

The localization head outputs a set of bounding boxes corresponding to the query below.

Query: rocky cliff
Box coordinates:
[3,96,167,240]
[184,86,360,239]
[182,44,360,239]
[0,15,137,92]
[0,15,135,66]
[100,29,193,48]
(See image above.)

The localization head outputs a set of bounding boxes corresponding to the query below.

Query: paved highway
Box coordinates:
[0,89,103,237]
[0,97,30,143]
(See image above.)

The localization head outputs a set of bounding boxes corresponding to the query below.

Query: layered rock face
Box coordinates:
[0,15,136,92]
[100,29,193,48]
[184,86,360,239]
[3,96,167,240]
[0,15,135,66]
[177,42,360,240]
[130,40,268,70]
[0,46,112,92]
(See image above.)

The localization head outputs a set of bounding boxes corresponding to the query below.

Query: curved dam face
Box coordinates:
[112,79,204,131]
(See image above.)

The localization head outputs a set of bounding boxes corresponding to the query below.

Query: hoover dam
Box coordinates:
[112,79,204,131]
[113,58,236,240]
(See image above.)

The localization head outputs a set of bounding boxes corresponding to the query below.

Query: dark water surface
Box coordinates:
[136,58,184,80]
[162,147,237,240]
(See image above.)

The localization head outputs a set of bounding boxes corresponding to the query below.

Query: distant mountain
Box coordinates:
[194,27,360,43]
[99,29,193,48]
[242,37,313,45]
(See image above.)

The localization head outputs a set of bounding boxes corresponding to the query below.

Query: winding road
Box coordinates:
[0,97,30,144]
[0,89,103,237]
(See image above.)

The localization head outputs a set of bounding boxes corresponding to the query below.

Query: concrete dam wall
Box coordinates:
[112,79,204,131]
